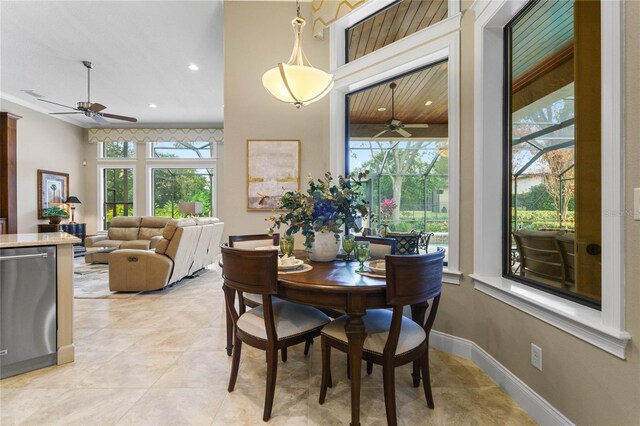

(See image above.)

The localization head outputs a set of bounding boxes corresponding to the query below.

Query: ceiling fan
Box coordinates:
[38,61,137,125]
[372,82,429,138]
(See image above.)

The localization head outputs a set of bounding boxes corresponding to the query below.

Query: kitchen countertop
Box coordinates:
[0,232,81,248]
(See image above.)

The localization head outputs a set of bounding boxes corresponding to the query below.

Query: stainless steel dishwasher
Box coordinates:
[0,245,57,379]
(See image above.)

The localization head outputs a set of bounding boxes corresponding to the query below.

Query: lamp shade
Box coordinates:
[262,64,334,107]
[65,196,82,204]
[262,16,333,108]
[178,202,202,215]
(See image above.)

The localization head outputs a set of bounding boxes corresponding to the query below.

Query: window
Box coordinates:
[346,0,449,63]
[347,61,449,261]
[472,0,628,357]
[505,0,601,307]
[152,141,215,158]
[102,141,135,158]
[103,168,134,229]
[152,168,214,218]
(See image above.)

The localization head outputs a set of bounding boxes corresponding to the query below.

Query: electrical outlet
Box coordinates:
[531,343,542,371]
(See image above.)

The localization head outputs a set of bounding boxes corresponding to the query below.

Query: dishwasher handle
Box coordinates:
[0,253,49,261]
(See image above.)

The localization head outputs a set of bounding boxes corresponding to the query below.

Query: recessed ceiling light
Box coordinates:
[377,107,386,112]
[188,64,199,71]
[148,103,158,108]
[425,100,433,106]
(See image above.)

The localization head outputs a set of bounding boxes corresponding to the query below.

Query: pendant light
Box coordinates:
[262,0,334,108]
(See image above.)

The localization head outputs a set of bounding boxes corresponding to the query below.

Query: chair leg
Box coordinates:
[304,338,312,355]
[225,302,233,356]
[263,347,279,421]
[411,360,421,387]
[346,355,350,380]
[281,347,288,363]
[228,337,242,392]
[382,363,398,426]
[319,336,331,404]
[366,360,373,375]
[421,353,434,409]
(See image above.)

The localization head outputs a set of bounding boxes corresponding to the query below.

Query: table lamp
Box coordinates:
[178,202,202,217]
[65,196,82,223]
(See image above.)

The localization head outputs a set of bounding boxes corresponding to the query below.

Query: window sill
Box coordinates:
[471,274,630,359]
[443,268,462,285]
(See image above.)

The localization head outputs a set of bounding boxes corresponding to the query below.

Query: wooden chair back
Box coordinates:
[221,245,279,296]
[383,247,445,359]
[228,233,280,250]
[384,248,445,307]
[513,230,564,283]
[354,236,397,258]
[555,233,575,285]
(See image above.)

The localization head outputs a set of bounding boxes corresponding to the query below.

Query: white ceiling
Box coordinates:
[0,0,224,128]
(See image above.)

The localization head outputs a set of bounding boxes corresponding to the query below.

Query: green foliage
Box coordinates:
[512,210,575,230]
[267,172,370,248]
[153,169,212,218]
[43,206,69,217]
[515,184,556,211]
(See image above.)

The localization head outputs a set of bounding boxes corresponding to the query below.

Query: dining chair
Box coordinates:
[354,235,397,258]
[319,248,445,426]
[228,233,280,307]
[225,234,280,357]
[221,246,330,421]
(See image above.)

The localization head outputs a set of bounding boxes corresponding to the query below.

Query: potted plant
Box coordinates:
[43,206,69,225]
[267,171,370,261]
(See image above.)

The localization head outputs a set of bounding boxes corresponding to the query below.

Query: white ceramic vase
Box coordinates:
[308,231,340,262]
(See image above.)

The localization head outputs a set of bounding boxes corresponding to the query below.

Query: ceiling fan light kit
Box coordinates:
[262,0,333,108]
[373,82,429,138]
[38,60,137,125]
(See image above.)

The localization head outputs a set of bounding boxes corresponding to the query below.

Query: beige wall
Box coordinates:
[0,99,85,233]
[221,1,330,239]
[434,2,640,424]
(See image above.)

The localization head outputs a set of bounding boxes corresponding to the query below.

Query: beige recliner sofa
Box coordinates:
[85,216,171,263]
[108,217,224,292]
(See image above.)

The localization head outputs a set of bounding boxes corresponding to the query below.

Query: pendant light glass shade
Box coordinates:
[262,17,333,108]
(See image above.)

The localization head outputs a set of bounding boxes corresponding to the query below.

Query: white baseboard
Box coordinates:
[430,331,574,426]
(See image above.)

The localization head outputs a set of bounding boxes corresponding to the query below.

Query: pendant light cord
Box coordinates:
[296,0,301,19]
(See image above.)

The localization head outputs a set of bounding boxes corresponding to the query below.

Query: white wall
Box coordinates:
[0,99,85,233]
[221,1,331,239]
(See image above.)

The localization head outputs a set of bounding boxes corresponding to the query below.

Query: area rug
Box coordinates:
[73,258,135,299]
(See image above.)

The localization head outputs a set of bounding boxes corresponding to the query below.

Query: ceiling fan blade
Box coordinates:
[373,130,389,138]
[38,98,79,111]
[101,113,138,123]
[404,124,429,128]
[91,114,109,125]
[89,103,107,112]
[396,128,412,138]
[49,112,83,115]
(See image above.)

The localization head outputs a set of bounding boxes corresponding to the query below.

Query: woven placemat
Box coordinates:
[278,264,313,275]
[356,270,386,279]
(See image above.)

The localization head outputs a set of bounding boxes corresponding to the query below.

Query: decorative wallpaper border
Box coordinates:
[311,0,367,38]
[88,128,224,144]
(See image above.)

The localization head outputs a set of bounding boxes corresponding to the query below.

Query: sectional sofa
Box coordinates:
[84,216,171,263]
[108,217,224,292]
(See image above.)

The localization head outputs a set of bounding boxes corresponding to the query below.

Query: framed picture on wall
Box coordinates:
[37,169,69,219]
[247,139,300,210]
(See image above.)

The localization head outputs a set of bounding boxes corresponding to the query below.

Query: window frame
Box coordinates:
[471,0,629,358]
[98,140,137,159]
[97,164,136,230]
[145,160,217,218]
[328,1,462,284]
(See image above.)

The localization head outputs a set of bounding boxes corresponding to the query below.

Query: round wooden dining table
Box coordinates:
[277,253,387,426]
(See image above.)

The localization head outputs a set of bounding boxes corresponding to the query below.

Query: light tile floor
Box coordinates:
[1,264,536,425]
